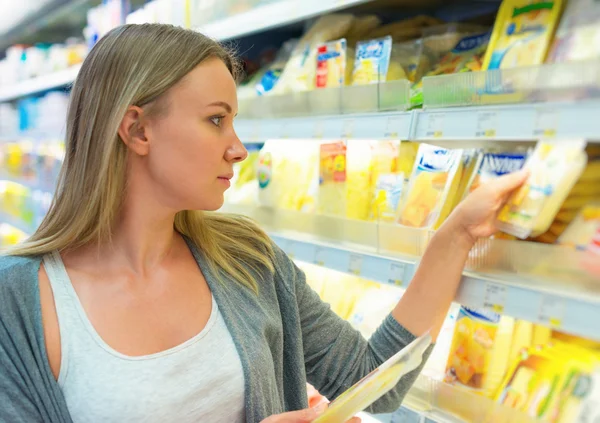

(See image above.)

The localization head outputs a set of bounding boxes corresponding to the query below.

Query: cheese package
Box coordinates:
[398,144,463,228]
[345,141,375,221]
[547,0,600,63]
[451,149,480,211]
[483,0,565,70]
[497,140,588,239]
[312,332,432,423]
[444,307,515,397]
[351,36,393,85]
[318,141,347,217]
[465,151,529,198]
[225,143,262,205]
[557,203,600,249]
[316,39,347,88]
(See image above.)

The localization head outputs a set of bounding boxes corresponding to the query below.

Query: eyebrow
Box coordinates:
[207,101,232,114]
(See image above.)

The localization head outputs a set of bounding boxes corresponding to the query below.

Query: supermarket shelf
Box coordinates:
[0,65,81,102]
[221,204,600,341]
[199,0,374,40]
[0,173,54,193]
[0,212,34,235]
[236,100,600,142]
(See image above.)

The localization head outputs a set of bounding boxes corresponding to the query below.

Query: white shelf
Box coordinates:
[235,100,600,142]
[199,0,374,40]
[0,65,81,102]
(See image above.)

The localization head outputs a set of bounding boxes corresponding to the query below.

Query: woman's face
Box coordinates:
[142,57,246,212]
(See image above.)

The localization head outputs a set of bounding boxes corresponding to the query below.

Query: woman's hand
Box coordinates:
[447,169,529,244]
[260,405,361,423]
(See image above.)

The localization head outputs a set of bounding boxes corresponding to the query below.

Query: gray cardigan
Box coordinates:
[0,240,431,422]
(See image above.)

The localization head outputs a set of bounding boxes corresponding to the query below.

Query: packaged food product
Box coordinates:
[390,39,428,83]
[444,307,515,397]
[318,141,347,217]
[351,37,393,85]
[313,332,432,423]
[347,284,402,339]
[398,144,463,229]
[316,39,347,88]
[497,140,588,239]
[547,0,600,63]
[483,0,565,70]
[465,151,529,198]
[225,143,262,205]
[366,15,442,42]
[557,203,600,249]
[364,141,401,222]
[451,149,480,212]
[345,141,374,221]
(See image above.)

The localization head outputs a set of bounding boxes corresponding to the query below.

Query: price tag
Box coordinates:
[475,111,497,137]
[388,262,406,286]
[392,407,422,423]
[483,283,507,314]
[341,118,354,139]
[313,120,324,139]
[425,113,445,138]
[533,108,559,137]
[538,295,565,328]
[384,115,403,138]
[348,254,363,276]
[313,247,326,267]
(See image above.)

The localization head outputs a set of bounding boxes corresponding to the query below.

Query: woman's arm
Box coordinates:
[392,170,528,341]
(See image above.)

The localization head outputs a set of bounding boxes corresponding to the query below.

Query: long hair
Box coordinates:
[7,24,274,292]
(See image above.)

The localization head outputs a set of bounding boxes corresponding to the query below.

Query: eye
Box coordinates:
[210,116,225,127]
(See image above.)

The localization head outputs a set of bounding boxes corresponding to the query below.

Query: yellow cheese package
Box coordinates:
[451,149,480,211]
[225,143,262,205]
[351,36,393,85]
[464,150,529,199]
[444,307,515,397]
[318,141,347,217]
[557,203,600,249]
[547,0,600,63]
[345,141,376,221]
[315,39,347,88]
[312,332,432,423]
[398,144,463,228]
[497,140,588,239]
[483,0,565,70]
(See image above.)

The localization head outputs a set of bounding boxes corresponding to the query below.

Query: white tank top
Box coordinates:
[43,251,246,423]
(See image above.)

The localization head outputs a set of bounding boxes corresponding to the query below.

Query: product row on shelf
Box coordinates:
[5,0,600,111]
[301,263,600,422]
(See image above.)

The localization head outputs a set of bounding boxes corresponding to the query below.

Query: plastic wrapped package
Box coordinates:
[390,39,429,83]
[224,144,262,205]
[497,140,588,239]
[316,39,348,88]
[548,0,600,62]
[464,150,529,200]
[483,0,565,70]
[271,14,355,94]
[257,140,319,212]
[351,37,393,85]
[366,15,442,43]
[347,285,403,339]
[318,141,347,217]
[345,141,375,221]
[397,144,463,229]
[367,141,405,223]
[557,203,600,249]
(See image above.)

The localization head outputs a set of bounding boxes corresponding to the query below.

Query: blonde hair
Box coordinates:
[7,24,274,292]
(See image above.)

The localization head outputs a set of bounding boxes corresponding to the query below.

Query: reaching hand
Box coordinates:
[448,170,529,243]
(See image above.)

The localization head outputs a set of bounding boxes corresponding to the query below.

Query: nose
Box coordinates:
[225,131,248,163]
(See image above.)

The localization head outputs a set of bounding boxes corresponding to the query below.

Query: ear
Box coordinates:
[118,106,150,156]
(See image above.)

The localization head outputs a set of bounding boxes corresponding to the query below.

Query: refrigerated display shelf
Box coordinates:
[0,173,54,193]
[0,64,80,103]
[0,212,34,235]
[219,204,600,341]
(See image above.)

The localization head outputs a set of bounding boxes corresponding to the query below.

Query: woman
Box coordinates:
[0,24,526,423]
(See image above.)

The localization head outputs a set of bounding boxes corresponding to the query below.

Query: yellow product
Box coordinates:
[510,320,534,364]
[533,324,553,346]
[315,39,347,88]
[347,284,403,339]
[366,141,401,222]
[225,144,261,205]
[318,141,347,217]
[398,144,463,228]
[444,307,515,397]
[451,149,480,211]
[547,0,600,63]
[557,203,600,249]
[497,140,588,239]
[313,333,432,423]
[345,141,373,221]
[390,40,427,83]
[579,159,600,182]
[483,0,565,70]
[351,37,393,85]
[257,140,319,211]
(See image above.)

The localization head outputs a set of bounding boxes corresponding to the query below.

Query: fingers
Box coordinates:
[347,418,362,423]
[488,169,529,194]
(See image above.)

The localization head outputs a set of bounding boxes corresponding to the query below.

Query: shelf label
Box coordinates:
[384,115,404,138]
[313,247,326,267]
[483,283,506,314]
[475,111,497,137]
[341,118,354,138]
[392,407,422,423]
[348,254,363,276]
[313,120,324,139]
[388,262,406,286]
[425,113,445,138]
[538,295,565,328]
[533,108,559,137]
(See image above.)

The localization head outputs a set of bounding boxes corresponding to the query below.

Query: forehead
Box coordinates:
[169,57,237,109]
